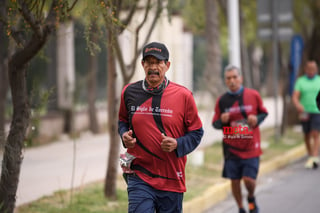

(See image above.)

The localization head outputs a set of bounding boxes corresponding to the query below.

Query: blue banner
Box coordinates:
[289,35,304,95]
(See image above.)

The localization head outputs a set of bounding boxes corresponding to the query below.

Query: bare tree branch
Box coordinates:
[0,0,8,26]
[45,0,59,27]
[135,0,151,46]
[9,26,26,47]
[67,0,79,12]
[294,2,309,39]
[109,0,164,85]
[12,0,59,68]
[114,0,121,18]
[218,0,227,17]
[120,0,139,32]
[39,0,46,19]
[143,0,162,44]
[29,0,38,12]
[122,0,163,84]
[116,0,152,84]
[18,0,43,38]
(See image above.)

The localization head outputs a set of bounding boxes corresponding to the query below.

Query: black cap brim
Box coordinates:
[143,53,167,61]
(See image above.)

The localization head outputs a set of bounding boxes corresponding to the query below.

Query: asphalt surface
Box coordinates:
[204,157,320,213]
[0,97,284,207]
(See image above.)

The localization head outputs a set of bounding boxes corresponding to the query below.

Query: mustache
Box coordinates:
[148,70,159,75]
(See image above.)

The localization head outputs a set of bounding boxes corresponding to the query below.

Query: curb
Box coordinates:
[259,144,306,176]
[183,144,306,213]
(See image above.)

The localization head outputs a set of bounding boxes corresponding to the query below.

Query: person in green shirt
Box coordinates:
[292,60,320,169]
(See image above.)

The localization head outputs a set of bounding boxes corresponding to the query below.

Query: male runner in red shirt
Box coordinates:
[118,42,203,213]
[212,65,268,213]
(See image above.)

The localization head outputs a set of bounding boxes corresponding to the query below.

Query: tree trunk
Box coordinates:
[0,58,8,151]
[101,0,164,199]
[240,24,252,88]
[87,20,100,134]
[0,62,30,213]
[0,31,52,211]
[46,35,58,111]
[239,9,252,88]
[306,24,320,65]
[204,0,223,98]
[264,44,275,96]
[250,45,263,91]
[0,0,8,150]
[0,0,68,211]
[240,38,252,88]
[104,35,120,199]
[304,1,320,65]
[279,44,289,135]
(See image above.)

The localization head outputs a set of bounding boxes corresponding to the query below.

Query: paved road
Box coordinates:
[204,157,320,213]
[1,97,282,206]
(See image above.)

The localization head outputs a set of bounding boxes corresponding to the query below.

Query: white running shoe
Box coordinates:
[304,157,314,169]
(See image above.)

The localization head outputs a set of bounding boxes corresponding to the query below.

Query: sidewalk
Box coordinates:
[12,97,294,208]
[16,133,114,206]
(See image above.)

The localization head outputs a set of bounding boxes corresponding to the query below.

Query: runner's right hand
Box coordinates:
[221,112,230,123]
[122,130,136,148]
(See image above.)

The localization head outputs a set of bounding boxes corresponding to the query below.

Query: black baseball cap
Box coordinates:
[142,42,169,61]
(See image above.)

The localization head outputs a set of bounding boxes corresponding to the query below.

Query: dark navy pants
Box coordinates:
[223,157,260,179]
[127,174,183,213]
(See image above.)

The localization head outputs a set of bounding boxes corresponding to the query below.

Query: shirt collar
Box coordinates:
[227,86,244,96]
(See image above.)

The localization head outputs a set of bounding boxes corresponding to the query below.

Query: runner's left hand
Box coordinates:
[161,134,177,152]
[247,114,257,128]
